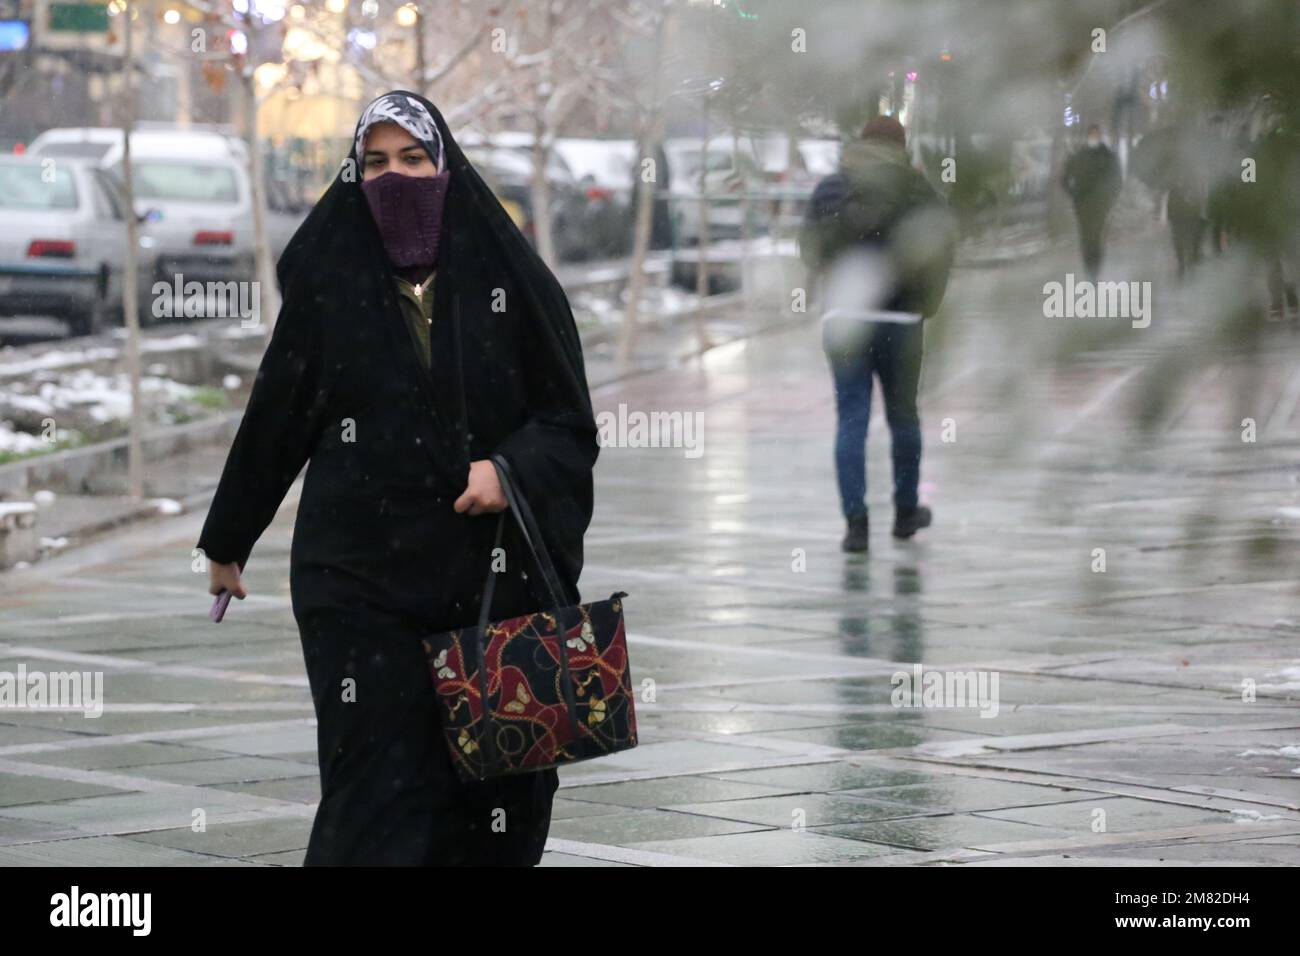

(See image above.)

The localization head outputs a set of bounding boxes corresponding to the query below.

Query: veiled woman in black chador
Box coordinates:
[196,91,598,866]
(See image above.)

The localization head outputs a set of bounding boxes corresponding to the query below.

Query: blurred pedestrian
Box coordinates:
[1205,114,1242,256]
[799,114,955,553]
[1248,110,1300,319]
[197,91,598,865]
[1062,124,1122,280]
[1166,156,1207,279]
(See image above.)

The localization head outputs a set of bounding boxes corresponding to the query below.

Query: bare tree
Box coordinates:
[466,0,625,268]
[617,0,670,366]
[119,0,144,498]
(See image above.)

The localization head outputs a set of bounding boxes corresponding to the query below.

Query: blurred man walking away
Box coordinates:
[1249,110,1300,321]
[1062,124,1122,281]
[1167,157,1207,279]
[800,115,955,553]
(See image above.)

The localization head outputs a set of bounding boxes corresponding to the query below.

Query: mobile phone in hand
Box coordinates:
[210,588,233,623]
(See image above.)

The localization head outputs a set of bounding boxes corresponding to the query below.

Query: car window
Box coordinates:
[93,171,126,220]
[545,152,576,184]
[36,141,115,162]
[672,149,733,176]
[0,163,79,209]
[128,161,240,203]
[475,148,531,179]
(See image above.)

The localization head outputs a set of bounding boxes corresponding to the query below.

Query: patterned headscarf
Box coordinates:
[353,92,445,170]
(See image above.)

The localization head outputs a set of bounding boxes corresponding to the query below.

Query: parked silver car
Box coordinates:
[98,132,255,320]
[664,135,772,244]
[0,156,126,336]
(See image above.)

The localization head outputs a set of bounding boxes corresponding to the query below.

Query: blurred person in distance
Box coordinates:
[1062,123,1122,281]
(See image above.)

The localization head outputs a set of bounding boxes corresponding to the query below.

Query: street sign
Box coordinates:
[48,2,109,32]
[33,0,121,53]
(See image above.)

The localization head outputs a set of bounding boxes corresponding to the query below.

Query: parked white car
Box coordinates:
[751,134,843,232]
[664,135,771,245]
[0,156,127,336]
[99,131,255,319]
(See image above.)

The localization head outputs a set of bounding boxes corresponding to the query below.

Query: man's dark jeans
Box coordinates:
[822,318,923,519]
[1074,204,1109,281]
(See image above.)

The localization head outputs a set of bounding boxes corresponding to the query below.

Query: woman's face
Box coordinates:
[362,122,439,180]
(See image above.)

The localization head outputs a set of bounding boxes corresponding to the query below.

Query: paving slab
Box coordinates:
[548,808,771,845]
[125,816,311,859]
[626,828,911,866]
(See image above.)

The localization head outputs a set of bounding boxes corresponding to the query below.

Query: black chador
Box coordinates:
[196,91,599,865]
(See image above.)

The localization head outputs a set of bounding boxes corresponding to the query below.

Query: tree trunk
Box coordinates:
[692,102,713,351]
[120,1,144,499]
[530,5,558,269]
[617,5,669,369]
[531,130,557,268]
[734,126,753,317]
[617,114,663,368]
[414,4,427,97]
[239,52,280,336]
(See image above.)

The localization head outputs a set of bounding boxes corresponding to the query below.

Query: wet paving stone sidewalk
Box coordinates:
[1,244,1298,866]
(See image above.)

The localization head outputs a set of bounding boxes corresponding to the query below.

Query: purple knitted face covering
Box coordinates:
[361,168,451,268]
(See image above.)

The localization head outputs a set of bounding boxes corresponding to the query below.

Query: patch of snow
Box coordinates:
[3,393,56,415]
[140,334,203,352]
[1230,808,1284,822]
[215,325,266,339]
[1236,746,1300,757]
[150,498,183,515]
[0,346,120,378]
[1266,665,1300,682]
[33,369,197,424]
[0,424,49,455]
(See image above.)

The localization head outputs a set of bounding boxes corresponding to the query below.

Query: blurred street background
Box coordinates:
[0,0,1297,866]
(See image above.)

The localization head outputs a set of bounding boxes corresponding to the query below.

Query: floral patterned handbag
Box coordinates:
[423,454,638,782]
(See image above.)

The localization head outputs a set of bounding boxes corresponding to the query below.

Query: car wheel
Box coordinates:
[73,297,106,338]
[73,269,112,337]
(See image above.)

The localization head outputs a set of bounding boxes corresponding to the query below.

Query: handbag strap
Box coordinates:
[471,513,506,771]
[491,453,570,608]
[469,454,581,748]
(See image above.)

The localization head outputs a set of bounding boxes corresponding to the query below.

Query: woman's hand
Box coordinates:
[454,459,507,515]
[208,560,247,600]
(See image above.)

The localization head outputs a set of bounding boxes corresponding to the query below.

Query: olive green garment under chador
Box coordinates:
[394,268,437,374]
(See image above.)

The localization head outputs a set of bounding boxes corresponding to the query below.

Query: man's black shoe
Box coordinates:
[841,513,869,553]
[892,505,932,539]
